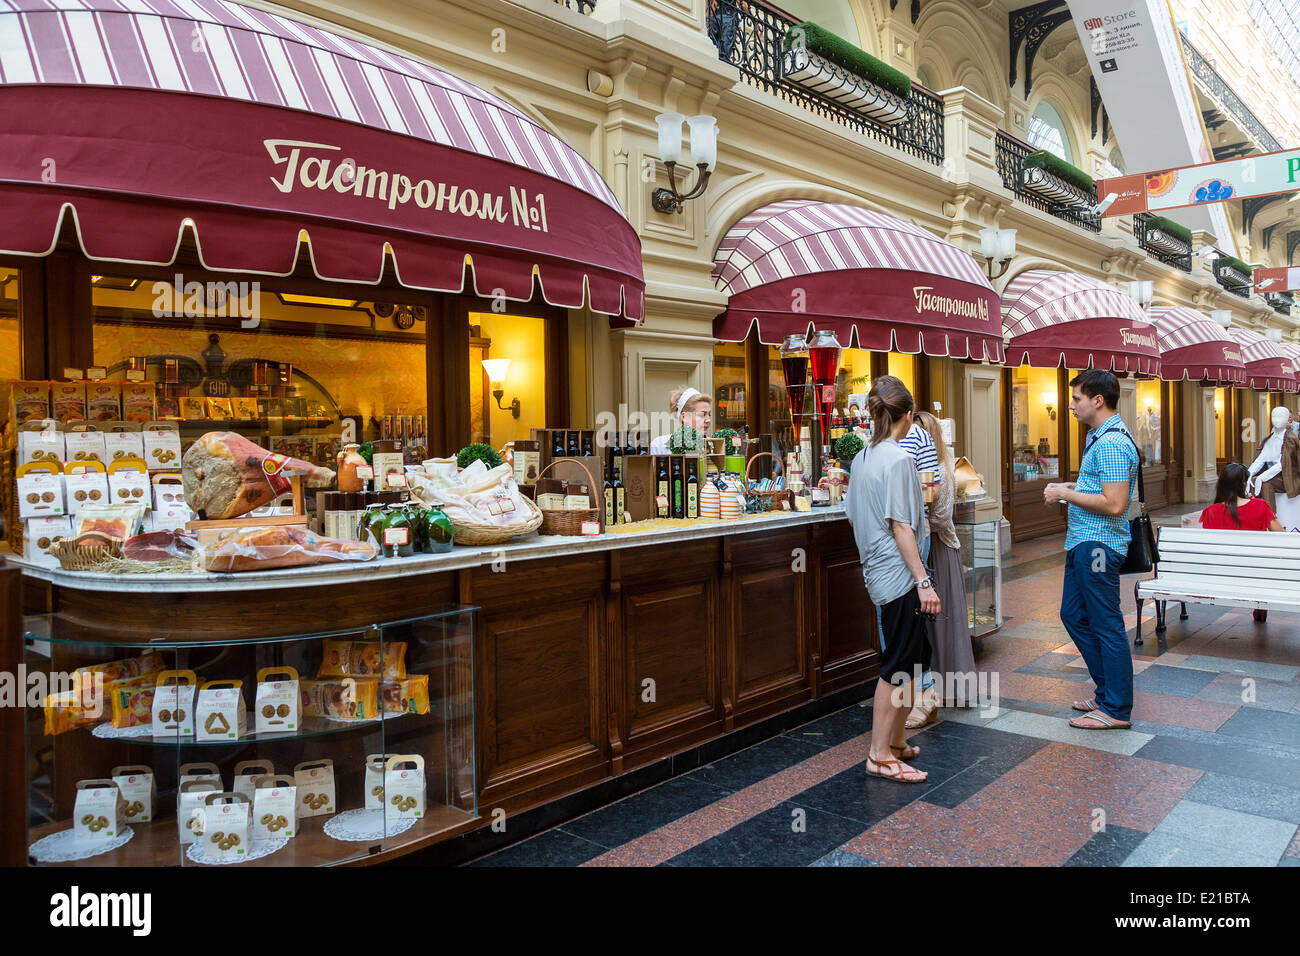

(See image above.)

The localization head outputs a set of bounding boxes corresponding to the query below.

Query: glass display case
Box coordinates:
[22,606,476,866]
[954,518,1001,637]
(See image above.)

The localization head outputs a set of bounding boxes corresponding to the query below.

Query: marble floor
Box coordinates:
[467,513,1300,867]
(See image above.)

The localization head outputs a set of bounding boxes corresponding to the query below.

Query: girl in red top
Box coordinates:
[1200,463,1283,622]
[1200,464,1284,531]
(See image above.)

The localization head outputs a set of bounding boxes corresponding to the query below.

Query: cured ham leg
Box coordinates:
[183,431,335,519]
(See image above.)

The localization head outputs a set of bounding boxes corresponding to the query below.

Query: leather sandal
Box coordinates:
[865,755,927,784]
[1071,698,1098,713]
[890,742,920,760]
[1068,709,1132,730]
[904,703,936,730]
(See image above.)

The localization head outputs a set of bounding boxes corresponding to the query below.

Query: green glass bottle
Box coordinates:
[380,504,415,558]
[421,505,455,553]
[359,504,387,549]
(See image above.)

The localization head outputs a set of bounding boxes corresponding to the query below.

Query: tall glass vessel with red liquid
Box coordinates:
[808,329,842,462]
[780,333,809,454]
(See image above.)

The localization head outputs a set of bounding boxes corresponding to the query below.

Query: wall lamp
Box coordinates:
[1127,280,1154,310]
[652,113,717,214]
[482,358,520,419]
[1211,309,1232,328]
[1042,390,1057,421]
[978,227,1016,280]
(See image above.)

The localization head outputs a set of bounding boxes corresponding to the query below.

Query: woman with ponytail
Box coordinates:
[843,376,939,784]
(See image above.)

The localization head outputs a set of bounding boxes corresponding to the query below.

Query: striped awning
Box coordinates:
[1279,342,1300,376]
[1229,329,1300,391]
[712,200,1004,362]
[0,0,643,321]
[1002,271,1160,375]
[1147,307,1246,385]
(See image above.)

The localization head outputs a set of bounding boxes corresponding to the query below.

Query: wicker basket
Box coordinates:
[1,448,19,554]
[49,531,123,570]
[535,459,603,536]
[745,452,794,514]
[448,494,544,546]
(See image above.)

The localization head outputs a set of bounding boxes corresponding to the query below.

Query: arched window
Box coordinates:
[1106,146,1126,175]
[779,0,863,45]
[1028,101,1073,164]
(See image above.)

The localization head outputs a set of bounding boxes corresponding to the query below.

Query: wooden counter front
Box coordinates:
[11,510,880,863]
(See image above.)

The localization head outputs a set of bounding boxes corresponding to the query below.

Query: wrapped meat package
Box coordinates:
[205,526,377,572]
[182,431,335,519]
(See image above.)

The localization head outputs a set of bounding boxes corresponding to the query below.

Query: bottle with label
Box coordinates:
[581,432,594,457]
[421,505,455,553]
[380,504,414,558]
[566,430,579,457]
[551,431,564,459]
[603,464,615,527]
[686,461,699,518]
[613,466,626,524]
[656,458,670,517]
[359,504,387,549]
[671,458,684,519]
[638,434,648,455]
[610,432,623,482]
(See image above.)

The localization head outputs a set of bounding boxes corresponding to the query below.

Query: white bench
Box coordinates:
[1134,526,1300,646]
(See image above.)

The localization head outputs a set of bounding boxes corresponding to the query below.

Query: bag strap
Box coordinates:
[1121,432,1146,507]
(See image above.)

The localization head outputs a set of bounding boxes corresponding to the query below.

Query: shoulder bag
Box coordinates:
[1119,433,1158,575]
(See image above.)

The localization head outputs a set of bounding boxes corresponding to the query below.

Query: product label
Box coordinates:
[355,465,374,480]
[384,526,409,546]
[86,366,107,381]
[655,493,669,515]
[781,499,792,511]
[62,368,83,381]
[580,521,601,536]
[125,369,146,382]
[822,385,836,403]
[604,488,614,526]
[687,486,698,518]
[261,452,293,497]
[387,473,408,488]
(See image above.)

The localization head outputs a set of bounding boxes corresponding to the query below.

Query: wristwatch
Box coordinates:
[915,577,933,590]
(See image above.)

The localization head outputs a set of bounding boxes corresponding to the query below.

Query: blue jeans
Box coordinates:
[876,535,934,690]
[1061,542,1133,721]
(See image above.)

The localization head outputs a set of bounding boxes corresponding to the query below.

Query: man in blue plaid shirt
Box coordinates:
[1043,369,1138,730]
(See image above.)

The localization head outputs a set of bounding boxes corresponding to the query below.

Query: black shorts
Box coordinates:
[879,587,932,686]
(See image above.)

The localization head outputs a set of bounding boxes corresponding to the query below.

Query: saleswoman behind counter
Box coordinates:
[649,386,713,454]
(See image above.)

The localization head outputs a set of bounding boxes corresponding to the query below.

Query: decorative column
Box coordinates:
[940,86,1007,189]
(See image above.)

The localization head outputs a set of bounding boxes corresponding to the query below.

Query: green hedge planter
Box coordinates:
[781,22,912,125]
[1142,214,1193,254]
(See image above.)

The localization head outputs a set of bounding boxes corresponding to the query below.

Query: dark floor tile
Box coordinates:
[468,828,607,867]
[560,775,732,848]
[1062,825,1148,866]
[1279,858,1300,867]
[809,848,875,867]
[1186,772,1300,825]
[1013,661,1093,681]
[786,701,872,747]
[660,801,866,867]
[688,734,828,793]
[1133,664,1219,698]
[791,760,962,826]
[923,736,1049,809]
[1214,708,1300,750]
[1133,736,1300,791]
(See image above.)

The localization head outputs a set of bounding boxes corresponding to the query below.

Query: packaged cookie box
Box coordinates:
[86,381,121,422]
[121,383,156,424]
[52,383,86,425]
[9,381,50,426]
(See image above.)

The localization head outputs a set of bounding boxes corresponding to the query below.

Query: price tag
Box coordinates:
[355,465,375,480]
[387,473,409,489]
[62,367,84,381]
[580,521,601,536]
[383,526,409,546]
[822,385,837,403]
[125,369,146,383]
[655,495,669,511]
[86,366,107,381]
[780,499,792,511]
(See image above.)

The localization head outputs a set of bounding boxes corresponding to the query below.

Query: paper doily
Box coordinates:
[92,723,154,740]
[186,837,288,865]
[322,808,418,842]
[30,826,134,863]
[323,712,405,726]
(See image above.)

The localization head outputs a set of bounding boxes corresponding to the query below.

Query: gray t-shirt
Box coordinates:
[843,438,925,605]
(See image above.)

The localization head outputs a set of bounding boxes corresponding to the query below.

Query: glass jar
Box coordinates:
[336,442,367,493]
[421,506,455,553]
[358,504,387,549]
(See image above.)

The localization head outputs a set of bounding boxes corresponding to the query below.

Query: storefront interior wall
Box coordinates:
[470,311,548,446]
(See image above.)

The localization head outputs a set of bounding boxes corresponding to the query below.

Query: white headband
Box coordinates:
[676,387,703,415]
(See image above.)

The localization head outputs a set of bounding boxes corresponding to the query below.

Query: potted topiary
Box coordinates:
[781,22,911,126]
[834,432,864,474]
[669,427,704,455]
[456,443,504,470]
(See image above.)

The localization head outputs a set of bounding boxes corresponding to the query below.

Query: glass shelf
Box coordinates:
[953,518,1002,638]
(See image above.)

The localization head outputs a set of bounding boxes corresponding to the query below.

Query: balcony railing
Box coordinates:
[705,0,944,165]
[1133,212,1192,272]
[551,0,596,12]
[995,130,1101,233]
[1266,291,1293,316]
[1181,33,1282,153]
[1212,258,1252,298]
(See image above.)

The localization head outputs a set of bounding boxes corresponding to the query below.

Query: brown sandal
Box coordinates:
[890,743,920,760]
[1071,698,1097,713]
[865,755,927,784]
[1068,710,1132,730]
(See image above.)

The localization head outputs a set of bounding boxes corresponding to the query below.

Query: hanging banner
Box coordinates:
[1096,145,1300,217]
[1253,266,1300,293]
[1068,1,1232,240]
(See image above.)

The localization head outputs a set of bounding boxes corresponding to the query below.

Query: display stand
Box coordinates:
[184,472,309,546]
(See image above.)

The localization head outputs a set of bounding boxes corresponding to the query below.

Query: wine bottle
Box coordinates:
[671,458,684,519]
[656,457,669,517]
[638,434,648,455]
[551,431,564,458]
[603,463,615,527]
[611,432,624,483]
[566,430,579,457]
[613,466,625,524]
[582,432,593,457]
[686,460,699,518]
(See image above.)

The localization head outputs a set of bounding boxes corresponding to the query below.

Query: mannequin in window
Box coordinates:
[1251,407,1300,532]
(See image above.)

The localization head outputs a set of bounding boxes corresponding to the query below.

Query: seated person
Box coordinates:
[1201,462,1284,624]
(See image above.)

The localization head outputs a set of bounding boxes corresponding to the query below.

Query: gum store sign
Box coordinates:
[264,139,549,231]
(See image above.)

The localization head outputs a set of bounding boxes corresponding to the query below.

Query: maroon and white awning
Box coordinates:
[1279,343,1300,378]
[1228,329,1299,392]
[712,200,1004,362]
[0,0,643,321]
[1002,271,1160,375]
[1147,307,1246,385]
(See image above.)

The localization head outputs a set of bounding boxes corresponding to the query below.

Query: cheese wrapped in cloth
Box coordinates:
[183,432,335,519]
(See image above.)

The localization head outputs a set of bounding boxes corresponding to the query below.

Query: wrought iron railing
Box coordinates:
[705,0,944,165]
[551,0,596,11]
[1266,291,1294,316]
[995,130,1101,233]
[1212,258,1253,298]
[1181,34,1282,153]
[1133,212,1192,272]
